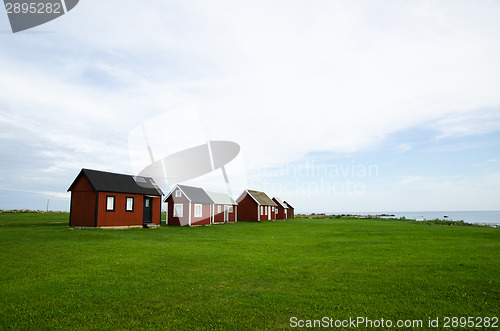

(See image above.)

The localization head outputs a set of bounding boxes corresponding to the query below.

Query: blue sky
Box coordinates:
[0,0,499,213]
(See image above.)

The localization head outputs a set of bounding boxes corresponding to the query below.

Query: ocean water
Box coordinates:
[354,211,500,225]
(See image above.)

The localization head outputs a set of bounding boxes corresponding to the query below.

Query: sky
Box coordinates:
[0,0,499,213]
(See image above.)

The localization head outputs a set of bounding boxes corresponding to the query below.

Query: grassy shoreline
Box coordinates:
[0,213,498,329]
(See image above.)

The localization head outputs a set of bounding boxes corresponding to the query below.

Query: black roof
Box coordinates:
[165,184,214,204]
[68,168,163,196]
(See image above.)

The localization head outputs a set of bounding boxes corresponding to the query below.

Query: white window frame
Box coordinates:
[229,206,233,213]
[173,203,183,217]
[106,196,115,211]
[265,206,268,215]
[260,206,264,215]
[175,190,181,197]
[194,204,203,217]
[217,205,221,213]
[126,197,134,212]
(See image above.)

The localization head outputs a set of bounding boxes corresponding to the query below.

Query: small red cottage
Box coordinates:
[272,197,289,220]
[284,200,294,219]
[68,169,163,227]
[206,191,238,223]
[164,184,214,226]
[236,190,277,221]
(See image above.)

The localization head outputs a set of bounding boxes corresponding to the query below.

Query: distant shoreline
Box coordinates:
[297,211,500,227]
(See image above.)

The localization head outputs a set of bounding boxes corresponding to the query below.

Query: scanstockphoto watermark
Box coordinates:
[290,316,423,328]
[252,160,379,180]
[250,160,379,197]
[257,178,367,198]
[3,0,80,33]
[290,316,499,329]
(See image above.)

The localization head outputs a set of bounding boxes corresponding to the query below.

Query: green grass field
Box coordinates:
[1,212,498,329]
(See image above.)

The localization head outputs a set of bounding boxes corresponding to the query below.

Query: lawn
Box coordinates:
[0,213,498,329]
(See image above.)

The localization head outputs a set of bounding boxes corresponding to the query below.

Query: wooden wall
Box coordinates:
[237,193,259,221]
[69,174,96,227]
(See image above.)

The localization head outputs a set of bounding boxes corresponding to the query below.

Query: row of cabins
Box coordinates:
[68,169,294,227]
[164,184,238,226]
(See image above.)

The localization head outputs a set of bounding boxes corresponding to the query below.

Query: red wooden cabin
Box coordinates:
[272,197,289,220]
[206,191,238,223]
[164,184,213,226]
[68,169,163,227]
[284,200,294,219]
[236,190,277,221]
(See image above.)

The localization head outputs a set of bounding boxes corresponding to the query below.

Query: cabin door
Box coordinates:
[143,197,152,224]
[224,206,229,222]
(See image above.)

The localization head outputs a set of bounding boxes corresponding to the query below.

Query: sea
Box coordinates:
[342,211,500,226]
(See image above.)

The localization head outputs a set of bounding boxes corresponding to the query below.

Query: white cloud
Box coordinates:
[4,1,500,167]
[122,0,500,167]
[397,144,412,152]
[399,176,426,185]
[0,186,70,200]
[429,109,500,139]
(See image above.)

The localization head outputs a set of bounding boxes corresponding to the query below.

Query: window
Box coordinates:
[106,195,115,211]
[229,206,233,213]
[126,197,134,212]
[133,176,147,183]
[173,204,183,217]
[217,205,221,213]
[260,206,264,215]
[145,199,150,208]
[194,204,202,217]
[175,190,181,197]
[265,206,268,215]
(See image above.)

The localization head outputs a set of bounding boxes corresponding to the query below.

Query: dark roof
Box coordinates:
[247,190,277,206]
[68,168,163,196]
[166,184,213,204]
[283,201,294,209]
